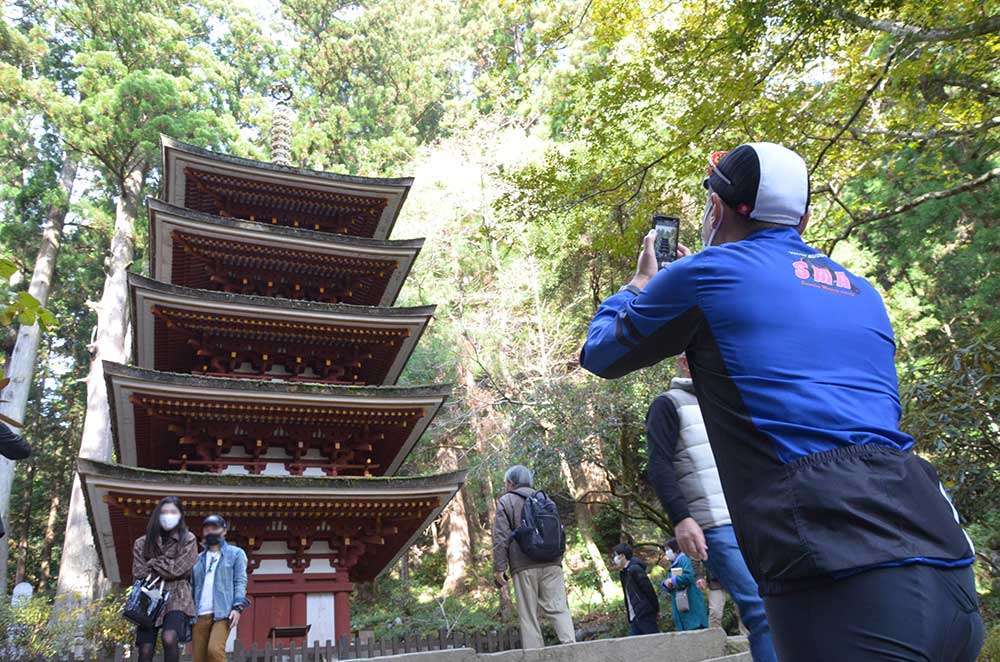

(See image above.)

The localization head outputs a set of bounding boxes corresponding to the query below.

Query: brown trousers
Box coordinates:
[191,614,230,662]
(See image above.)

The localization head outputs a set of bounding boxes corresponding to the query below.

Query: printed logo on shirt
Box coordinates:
[791,258,858,296]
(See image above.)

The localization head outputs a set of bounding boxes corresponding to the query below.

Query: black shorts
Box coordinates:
[135,610,188,646]
[763,564,983,662]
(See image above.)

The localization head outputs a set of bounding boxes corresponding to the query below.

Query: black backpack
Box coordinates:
[507,490,566,562]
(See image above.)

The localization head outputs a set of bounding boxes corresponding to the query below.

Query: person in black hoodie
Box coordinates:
[612,543,659,635]
[0,422,31,541]
[0,422,31,461]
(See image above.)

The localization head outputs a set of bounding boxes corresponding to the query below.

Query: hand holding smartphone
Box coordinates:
[652,214,680,267]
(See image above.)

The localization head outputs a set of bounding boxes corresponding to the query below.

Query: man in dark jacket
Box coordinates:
[580,143,981,661]
[611,543,658,635]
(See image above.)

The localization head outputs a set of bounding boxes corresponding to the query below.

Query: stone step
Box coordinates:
[725,635,751,654]
[480,627,727,662]
[356,627,736,661]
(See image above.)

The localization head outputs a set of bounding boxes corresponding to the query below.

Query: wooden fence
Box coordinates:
[47,627,522,661]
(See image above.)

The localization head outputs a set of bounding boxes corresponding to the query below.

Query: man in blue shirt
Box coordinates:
[580,143,982,661]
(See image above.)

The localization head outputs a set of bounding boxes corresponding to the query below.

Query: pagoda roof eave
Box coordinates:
[103,362,451,476]
[147,199,423,307]
[160,136,413,240]
[128,273,434,385]
[146,197,424,306]
[79,457,466,493]
[129,272,436,319]
[78,458,466,584]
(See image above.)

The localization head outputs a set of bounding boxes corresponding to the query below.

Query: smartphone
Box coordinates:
[652,214,680,266]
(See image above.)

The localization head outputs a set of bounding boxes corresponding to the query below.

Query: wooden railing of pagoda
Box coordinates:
[51,626,522,660]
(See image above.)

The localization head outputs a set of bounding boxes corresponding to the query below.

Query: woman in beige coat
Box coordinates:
[131,496,198,662]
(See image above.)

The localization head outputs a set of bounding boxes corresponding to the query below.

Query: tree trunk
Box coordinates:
[457,337,500,540]
[399,550,409,583]
[55,165,142,603]
[438,444,473,596]
[12,460,36,587]
[558,454,617,599]
[0,155,78,593]
[38,467,64,593]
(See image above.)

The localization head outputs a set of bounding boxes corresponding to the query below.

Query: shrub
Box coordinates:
[982,624,1000,662]
[0,590,132,659]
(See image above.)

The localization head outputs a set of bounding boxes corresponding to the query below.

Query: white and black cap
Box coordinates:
[703,142,809,226]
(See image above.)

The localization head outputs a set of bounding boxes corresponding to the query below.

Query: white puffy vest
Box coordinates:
[664,378,731,529]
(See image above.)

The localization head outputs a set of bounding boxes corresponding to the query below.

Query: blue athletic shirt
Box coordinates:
[581,227,973,594]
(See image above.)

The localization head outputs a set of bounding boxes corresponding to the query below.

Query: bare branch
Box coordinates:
[823,166,1000,254]
[824,5,1000,42]
[934,74,1000,98]
[812,117,1000,142]
[811,44,902,175]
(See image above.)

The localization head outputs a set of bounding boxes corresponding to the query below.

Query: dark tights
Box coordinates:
[136,610,186,662]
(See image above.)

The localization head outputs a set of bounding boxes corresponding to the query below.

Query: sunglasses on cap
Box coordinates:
[705,150,732,186]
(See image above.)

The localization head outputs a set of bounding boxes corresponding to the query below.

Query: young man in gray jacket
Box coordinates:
[492,465,575,649]
[647,355,776,662]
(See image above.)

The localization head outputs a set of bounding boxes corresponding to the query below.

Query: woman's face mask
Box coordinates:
[664,548,676,563]
[613,553,624,568]
[159,512,181,531]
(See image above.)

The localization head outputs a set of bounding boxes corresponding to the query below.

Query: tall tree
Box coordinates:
[0,154,76,590]
[438,444,475,596]
[278,0,473,174]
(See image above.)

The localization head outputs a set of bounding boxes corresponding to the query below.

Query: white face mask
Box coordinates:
[159,513,181,531]
[664,549,676,562]
[700,193,720,248]
[613,554,624,567]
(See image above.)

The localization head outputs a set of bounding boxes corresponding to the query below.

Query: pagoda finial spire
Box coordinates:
[270,83,294,167]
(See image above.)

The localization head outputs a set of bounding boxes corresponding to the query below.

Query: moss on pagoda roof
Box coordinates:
[147,197,425,250]
[103,361,451,398]
[78,457,467,491]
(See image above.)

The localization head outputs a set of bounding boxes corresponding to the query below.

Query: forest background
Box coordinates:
[0,0,996,656]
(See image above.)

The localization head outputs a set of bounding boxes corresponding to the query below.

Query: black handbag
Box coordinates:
[122,575,170,629]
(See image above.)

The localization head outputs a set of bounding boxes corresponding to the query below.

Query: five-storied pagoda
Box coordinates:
[77,134,465,648]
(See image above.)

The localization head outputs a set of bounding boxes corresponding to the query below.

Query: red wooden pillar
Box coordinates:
[334,589,351,637]
[291,589,308,630]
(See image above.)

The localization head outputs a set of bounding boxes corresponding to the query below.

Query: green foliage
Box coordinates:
[967,511,1000,626]
[353,570,504,638]
[0,590,130,658]
[984,625,1000,662]
[279,0,477,175]
[0,291,56,329]
[902,331,999,518]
